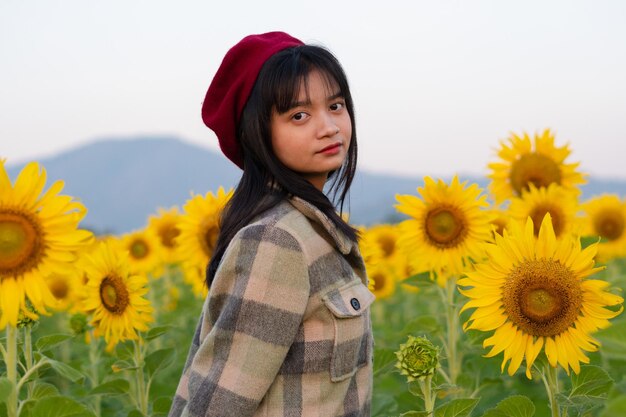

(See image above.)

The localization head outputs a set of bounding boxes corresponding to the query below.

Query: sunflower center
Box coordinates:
[49,277,69,300]
[594,209,625,241]
[372,272,386,292]
[201,225,219,257]
[377,235,396,258]
[502,259,582,337]
[0,211,43,277]
[510,153,562,196]
[524,289,558,319]
[530,205,563,237]
[99,275,130,314]
[159,225,180,248]
[129,239,149,260]
[424,207,466,248]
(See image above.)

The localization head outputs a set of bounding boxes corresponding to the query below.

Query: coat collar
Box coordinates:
[287,196,357,256]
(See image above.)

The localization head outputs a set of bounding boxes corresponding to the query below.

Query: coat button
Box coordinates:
[350,298,361,311]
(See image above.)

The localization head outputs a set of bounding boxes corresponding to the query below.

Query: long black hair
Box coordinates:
[206,44,359,288]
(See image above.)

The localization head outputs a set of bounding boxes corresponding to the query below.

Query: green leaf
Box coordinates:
[127,409,143,417]
[373,348,397,377]
[569,365,613,399]
[89,379,130,395]
[481,411,506,417]
[435,398,480,417]
[481,395,535,417]
[145,347,175,378]
[0,378,13,404]
[600,395,626,417]
[31,383,60,400]
[111,360,138,373]
[114,342,134,361]
[153,396,173,413]
[401,412,430,417]
[407,381,423,397]
[31,396,95,417]
[35,334,74,352]
[46,358,85,383]
[144,325,173,341]
[19,399,36,417]
[402,271,435,288]
[492,395,535,417]
[596,321,626,360]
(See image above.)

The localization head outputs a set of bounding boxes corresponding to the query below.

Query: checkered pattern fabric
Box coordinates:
[169,197,375,417]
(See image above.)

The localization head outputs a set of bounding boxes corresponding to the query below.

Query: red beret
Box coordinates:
[201,31,304,168]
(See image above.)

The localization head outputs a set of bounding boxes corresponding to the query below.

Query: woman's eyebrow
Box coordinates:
[290,98,312,108]
[327,92,343,101]
[290,91,343,109]
[288,91,343,110]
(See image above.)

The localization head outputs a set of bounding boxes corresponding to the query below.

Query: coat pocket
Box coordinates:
[322,279,375,382]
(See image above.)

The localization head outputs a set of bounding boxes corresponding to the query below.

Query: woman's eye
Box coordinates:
[330,102,344,111]
[292,112,308,121]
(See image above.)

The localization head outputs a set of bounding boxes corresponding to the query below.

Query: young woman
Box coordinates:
[169,31,375,417]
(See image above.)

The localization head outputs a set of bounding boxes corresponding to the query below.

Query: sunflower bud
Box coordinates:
[395,335,439,382]
[17,300,39,329]
[69,313,89,335]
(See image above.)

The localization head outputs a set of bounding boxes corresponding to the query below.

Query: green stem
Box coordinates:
[541,363,560,417]
[16,360,48,393]
[5,325,18,417]
[419,374,435,416]
[89,333,102,417]
[0,338,6,363]
[23,326,35,397]
[442,276,460,386]
[134,338,148,416]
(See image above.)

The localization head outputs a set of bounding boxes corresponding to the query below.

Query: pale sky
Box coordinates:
[2,0,626,179]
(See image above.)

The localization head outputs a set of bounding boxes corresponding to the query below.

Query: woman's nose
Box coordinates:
[318,114,339,138]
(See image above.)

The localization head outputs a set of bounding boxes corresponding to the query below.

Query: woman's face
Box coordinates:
[270,69,352,191]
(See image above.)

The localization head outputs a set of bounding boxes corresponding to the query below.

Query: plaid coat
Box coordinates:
[169,197,375,417]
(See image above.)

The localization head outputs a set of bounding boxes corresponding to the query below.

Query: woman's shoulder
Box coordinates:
[232,199,325,254]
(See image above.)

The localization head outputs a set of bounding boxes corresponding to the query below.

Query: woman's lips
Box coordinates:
[319,143,342,155]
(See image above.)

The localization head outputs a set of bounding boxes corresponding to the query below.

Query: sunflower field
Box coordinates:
[1,129,625,417]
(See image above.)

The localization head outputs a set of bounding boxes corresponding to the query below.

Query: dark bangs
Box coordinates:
[259,45,355,121]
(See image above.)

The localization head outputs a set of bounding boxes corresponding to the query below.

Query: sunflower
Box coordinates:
[147,207,182,264]
[399,262,422,294]
[82,241,154,350]
[46,269,84,313]
[120,229,162,276]
[508,183,581,239]
[395,176,492,282]
[582,195,626,262]
[175,187,233,296]
[367,261,397,300]
[362,223,410,279]
[458,214,623,378]
[488,208,510,238]
[488,129,586,203]
[0,160,93,327]
[368,224,401,261]
[357,225,383,267]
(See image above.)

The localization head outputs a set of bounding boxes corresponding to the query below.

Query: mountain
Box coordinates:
[6,136,626,234]
[7,136,240,234]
